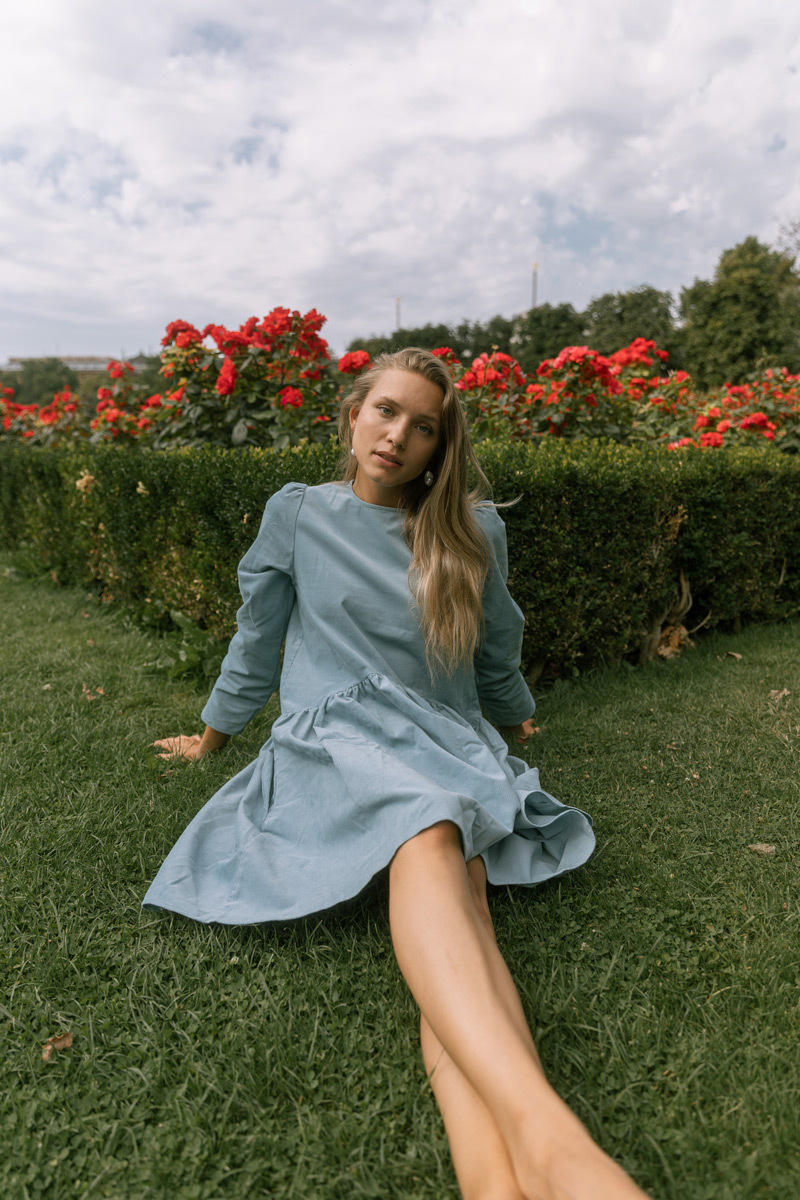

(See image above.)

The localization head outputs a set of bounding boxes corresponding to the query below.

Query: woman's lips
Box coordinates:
[374,451,402,467]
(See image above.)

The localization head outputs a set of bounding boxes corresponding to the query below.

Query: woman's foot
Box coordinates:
[509,1097,651,1200]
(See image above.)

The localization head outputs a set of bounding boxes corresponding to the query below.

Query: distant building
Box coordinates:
[2,354,154,378]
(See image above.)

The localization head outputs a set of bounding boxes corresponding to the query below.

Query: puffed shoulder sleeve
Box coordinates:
[473,504,535,727]
[200,482,305,735]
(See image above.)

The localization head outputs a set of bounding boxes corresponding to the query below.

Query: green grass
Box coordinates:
[2,552,799,1199]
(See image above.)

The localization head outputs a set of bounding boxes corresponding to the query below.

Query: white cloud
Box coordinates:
[1,0,799,358]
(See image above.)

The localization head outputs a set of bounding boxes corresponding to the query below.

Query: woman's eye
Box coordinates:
[417,424,432,435]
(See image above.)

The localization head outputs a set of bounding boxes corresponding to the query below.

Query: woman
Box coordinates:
[145,348,650,1199]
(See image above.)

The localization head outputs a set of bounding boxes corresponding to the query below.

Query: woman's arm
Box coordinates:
[151,485,305,763]
[152,726,230,761]
[473,506,536,728]
[199,482,305,736]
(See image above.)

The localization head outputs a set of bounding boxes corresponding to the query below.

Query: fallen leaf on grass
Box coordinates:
[725,651,743,661]
[81,684,105,701]
[657,624,693,659]
[747,843,776,856]
[42,684,52,691]
[41,1031,73,1062]
[86,638,95,647]
[80,612,90,620]
[769,688,791,702]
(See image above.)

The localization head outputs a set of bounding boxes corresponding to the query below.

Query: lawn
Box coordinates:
[2,553,798,1199]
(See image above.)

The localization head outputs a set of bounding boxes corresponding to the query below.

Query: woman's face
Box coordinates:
[349,368,443,507]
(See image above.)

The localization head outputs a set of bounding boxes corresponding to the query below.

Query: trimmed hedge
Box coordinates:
[2,440,799,679]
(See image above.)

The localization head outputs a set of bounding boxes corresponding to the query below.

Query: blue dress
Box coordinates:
[143,481,594,923]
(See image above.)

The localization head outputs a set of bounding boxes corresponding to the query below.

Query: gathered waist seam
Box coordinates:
[278,670,481,726]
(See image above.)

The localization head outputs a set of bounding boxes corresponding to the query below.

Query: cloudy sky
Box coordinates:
[1,0,798,364]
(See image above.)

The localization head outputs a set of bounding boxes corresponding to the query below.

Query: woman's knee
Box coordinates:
[391,819,463,868]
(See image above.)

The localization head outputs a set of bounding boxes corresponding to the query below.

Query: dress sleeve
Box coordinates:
[473,504,536,727]
[200,482,305,735]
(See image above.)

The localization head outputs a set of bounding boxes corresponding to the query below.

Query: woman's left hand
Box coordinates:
[500,718,539,744]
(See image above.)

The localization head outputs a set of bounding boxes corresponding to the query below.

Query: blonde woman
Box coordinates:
[146,348,650,1200]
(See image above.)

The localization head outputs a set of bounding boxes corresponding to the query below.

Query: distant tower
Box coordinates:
[531,262,538,309]
[396,297,401,331]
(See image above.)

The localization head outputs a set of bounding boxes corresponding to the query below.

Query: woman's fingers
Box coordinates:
[498,718,539,743]
[151,734,202,760]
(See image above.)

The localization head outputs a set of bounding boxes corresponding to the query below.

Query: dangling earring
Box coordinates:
[351,448,355,456]
[424,470,434,487]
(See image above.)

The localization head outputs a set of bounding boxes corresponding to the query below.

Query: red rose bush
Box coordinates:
[3,317,799,453]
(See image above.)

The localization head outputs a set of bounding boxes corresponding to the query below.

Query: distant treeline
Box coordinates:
[0,355,163,412]
[4,234,800,409]
[348,235,800,389]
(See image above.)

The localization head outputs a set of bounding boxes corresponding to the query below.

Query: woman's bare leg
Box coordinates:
[421,1011,525,1200]
[418,857,535,1199]
[389,821,651,1200]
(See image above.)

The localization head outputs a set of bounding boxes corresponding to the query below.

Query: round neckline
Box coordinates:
[346,480,406,513]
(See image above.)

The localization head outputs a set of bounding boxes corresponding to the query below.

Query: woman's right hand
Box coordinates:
[152,734,206,761]
[152,726,230,761]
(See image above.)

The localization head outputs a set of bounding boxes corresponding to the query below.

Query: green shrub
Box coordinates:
[479,440,686,674]
[2,440,799,679]
[677,447,800,627]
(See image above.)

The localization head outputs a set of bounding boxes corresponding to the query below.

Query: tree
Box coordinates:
[349,315,522,364]
[775,218,800,263]
[583,286,679,362]
[0,357,79,405]
[347,323,453,359]
[680,237,800,387]
[451,314,516,360]
[510,303,586,373]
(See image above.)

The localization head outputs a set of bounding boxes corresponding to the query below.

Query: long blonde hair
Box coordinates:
[337,348,493,674]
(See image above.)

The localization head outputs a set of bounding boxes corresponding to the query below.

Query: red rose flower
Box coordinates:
[279,386,304,408]
[161,320,203,347]
[216,358,237,396]
[338,350,371,375]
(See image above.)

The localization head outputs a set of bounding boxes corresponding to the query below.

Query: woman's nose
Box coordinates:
[388,421,407,448]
